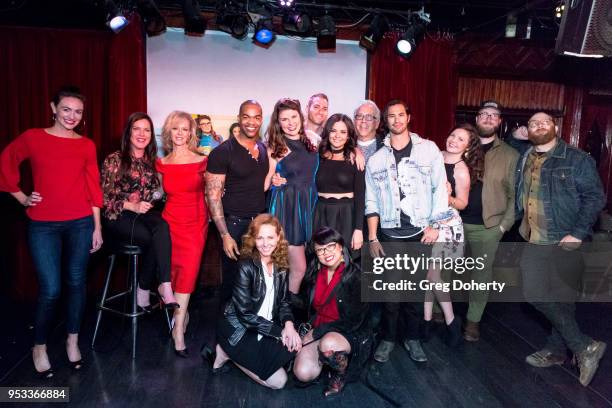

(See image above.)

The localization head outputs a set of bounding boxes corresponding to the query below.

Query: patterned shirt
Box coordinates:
[519,149,553,244]
[100,151,161,220]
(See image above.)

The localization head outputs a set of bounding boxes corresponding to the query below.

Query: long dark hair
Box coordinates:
[266,98,317,159]
[196,114,222,142]
[319,113,357,161]
[451,123,484,185]
[118,112,157,179]
[229,122,240,139]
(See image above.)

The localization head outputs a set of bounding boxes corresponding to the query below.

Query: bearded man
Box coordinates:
[516,112,606,387]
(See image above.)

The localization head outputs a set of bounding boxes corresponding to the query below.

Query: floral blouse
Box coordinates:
[101,151,161,220]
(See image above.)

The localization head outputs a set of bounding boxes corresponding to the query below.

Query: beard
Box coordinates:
[528,127,556,145]
[476,123,499,138]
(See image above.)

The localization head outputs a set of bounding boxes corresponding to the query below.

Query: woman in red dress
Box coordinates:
[156,111,208,357]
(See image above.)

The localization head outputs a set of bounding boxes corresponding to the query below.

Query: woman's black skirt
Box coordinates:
[217,317,295,380]
[313,197,355,246]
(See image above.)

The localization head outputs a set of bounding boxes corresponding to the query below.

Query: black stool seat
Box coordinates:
[91,243,170,359]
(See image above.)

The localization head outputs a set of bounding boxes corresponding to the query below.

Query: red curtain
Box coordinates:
[0,14,147,301]
[369,32,457,148]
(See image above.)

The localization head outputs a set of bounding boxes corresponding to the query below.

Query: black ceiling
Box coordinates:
[0,0,561,39]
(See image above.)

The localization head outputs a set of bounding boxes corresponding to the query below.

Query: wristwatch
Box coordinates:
[430,222,440,230]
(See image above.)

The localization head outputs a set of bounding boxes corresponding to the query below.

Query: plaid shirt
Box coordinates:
[519,149,553,244]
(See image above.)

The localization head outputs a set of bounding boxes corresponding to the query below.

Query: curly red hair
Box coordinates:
[240,214,290,270]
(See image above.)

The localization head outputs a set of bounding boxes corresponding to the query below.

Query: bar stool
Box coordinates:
[91,243,171,359]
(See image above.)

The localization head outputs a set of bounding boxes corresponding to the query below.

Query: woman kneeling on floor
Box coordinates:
[205,214,302,389]
[293,227,371,397]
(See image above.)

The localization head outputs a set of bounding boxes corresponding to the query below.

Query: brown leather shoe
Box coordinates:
[463,320,480,342]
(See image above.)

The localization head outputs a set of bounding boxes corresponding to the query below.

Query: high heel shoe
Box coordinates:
[35,368,54,379]
[201,345,230,374]
[158,283,179,310]
[69,359,84,371]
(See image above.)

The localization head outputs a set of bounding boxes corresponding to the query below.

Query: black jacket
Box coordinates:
[302,251,370,340]
[223,258,294,346]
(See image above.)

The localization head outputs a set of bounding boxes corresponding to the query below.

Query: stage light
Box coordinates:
[182,0,206,36]
[359,14,388,52]
[279,0,294,7]
[104,0,128,33]
[317,15,336,51]
[283,12,312,35]
[216,13,249,40]
[253,18,276,47]
[396,21,425,59]
[136,0,166,37]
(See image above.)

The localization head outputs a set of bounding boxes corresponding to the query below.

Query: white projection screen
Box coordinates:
[147,28,367,144]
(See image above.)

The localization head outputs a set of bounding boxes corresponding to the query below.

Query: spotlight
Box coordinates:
[283,12,312,36]
[396,21,425,59]
[136,0,166,37]
[317,15,336,51]
[104,0,128,33]
[182,0,206,37]
[278,0,294,7]
[555,3,565,20]
[253,18,276,47]
[216,13,249,40]
[359,14,388,52]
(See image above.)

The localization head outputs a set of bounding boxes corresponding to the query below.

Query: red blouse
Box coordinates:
[313,262,345,328]
[0,128,103,221]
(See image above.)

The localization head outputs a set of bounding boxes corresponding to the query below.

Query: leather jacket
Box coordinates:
[223,258,294,346]
[301,250,370,340]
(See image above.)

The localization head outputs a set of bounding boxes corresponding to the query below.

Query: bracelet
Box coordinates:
[368,238,379,243]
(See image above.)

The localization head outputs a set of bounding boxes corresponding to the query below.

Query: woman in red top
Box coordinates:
[0,86,103,378]
[292,227,370,397]
[155,111,208,357]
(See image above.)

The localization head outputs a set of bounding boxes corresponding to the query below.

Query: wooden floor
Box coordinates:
[1,290,611,407]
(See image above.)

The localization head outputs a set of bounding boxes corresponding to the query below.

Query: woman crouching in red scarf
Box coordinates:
[292,227,371,397]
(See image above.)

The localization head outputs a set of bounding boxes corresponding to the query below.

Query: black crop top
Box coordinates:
[316,158,366,230]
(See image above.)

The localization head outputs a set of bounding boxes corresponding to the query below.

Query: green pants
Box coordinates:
[464,223,503,323]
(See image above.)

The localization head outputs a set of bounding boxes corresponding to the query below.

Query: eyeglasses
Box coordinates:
[527,120,554,129]
[355,114,378,122]
[477,112,500,120]
[314,242,337,256]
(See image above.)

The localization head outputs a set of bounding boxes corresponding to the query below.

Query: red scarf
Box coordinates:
[313,262,344,327]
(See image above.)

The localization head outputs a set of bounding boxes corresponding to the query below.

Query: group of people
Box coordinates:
[0,86,607,393]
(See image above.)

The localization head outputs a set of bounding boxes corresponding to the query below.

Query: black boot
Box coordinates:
[445,316,462,348]
[319,349,349,397]
[420,319,434,343]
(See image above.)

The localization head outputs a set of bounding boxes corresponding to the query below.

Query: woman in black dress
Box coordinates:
[314,114,365,253]
[205,214,302,389]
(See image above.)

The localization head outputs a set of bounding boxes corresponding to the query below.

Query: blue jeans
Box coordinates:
[28,215,94,345]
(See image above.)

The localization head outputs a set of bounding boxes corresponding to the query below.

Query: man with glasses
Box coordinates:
[365,99,449,364]
[354,100,383,163]
[516,112,606,386]
[463,100,519,342]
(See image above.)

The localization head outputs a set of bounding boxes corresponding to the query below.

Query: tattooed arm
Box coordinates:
[205,171,240,259]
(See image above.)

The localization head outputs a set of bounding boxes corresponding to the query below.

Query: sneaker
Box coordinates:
[403,339,428,362]
[577,340,607,386]
[525,349,565,368]
[373,340,395,363]
[464,320,480,342]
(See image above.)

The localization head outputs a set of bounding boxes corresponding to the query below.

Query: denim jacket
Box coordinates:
[365,133,451,229]
[515,138,605,241]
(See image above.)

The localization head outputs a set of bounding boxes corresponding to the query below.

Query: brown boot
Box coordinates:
[464,320,480,342]
[319,350,349,397]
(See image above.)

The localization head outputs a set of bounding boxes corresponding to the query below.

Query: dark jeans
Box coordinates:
[379,232,426,342]
[219,214,255,308]
[104,210,171,289]
[28,215,94,345]
[520,243,591,354]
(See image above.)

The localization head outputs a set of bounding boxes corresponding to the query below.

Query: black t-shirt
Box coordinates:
[481,140,494,154]
[381,140,423,238]
[207,137,269,217]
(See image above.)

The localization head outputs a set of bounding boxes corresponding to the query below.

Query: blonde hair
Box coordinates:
[161,111,198,154]
[241,214,290,271]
